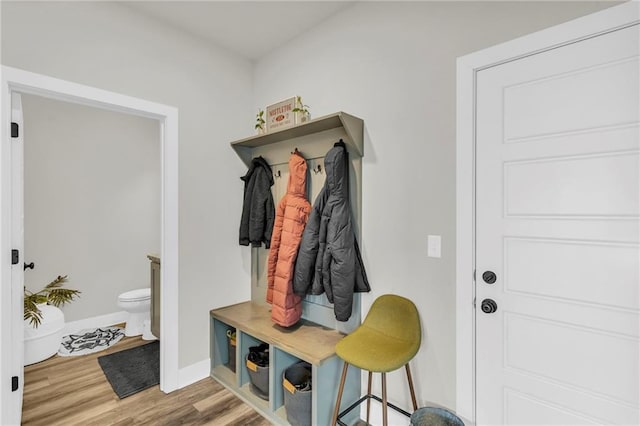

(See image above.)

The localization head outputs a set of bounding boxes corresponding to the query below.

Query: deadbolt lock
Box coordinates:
[482,271,497,284]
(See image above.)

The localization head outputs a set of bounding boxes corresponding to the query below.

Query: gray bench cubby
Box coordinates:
[210,302,361,425]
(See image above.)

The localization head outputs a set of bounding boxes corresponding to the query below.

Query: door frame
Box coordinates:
[0,66,180,424]
[455,2,639,421]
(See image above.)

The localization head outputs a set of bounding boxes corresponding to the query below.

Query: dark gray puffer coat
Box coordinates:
[239,156,275,248]
[293,141,370,321]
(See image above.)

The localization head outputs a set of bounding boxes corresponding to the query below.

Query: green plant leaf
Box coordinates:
[24,274,79,327]
[23,297,42,327]
[34,295,48,304]
[44,275,68,289]
[47,288,81,307]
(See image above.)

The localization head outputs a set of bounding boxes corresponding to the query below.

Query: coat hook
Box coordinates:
[313,164,322,174]
[275,170,281,178]
[292,147,300,155]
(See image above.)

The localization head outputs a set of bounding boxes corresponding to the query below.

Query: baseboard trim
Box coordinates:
[63,311,128,335]
[178,358,211,389]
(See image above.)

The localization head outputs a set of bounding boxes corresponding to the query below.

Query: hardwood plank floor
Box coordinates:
[22,336,271,426]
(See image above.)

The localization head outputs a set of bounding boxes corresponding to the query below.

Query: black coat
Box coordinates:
[239,156,275,248]
[293,142,370,321]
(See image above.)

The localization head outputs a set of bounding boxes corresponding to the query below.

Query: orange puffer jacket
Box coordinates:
[267,152,311,327]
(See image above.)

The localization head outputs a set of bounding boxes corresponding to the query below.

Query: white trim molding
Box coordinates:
[0,66,180,424]
[455,2,639,422]
[178,358,211,389]
[62,311,129,336]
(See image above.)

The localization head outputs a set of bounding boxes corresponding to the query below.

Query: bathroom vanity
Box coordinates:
[147,254,160,339]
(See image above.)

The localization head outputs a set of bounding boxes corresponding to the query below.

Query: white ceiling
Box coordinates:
[123,1,356,61]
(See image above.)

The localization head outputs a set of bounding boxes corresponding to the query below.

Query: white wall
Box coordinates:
[22,94,159,322]
[2,0,619,412]
[1,1,254,368]
[253,1,618,413]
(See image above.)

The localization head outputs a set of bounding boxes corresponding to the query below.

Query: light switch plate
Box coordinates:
[427,235,441,258]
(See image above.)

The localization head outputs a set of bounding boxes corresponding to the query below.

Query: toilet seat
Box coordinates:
[117,288,152,338]
[118,288,150,302]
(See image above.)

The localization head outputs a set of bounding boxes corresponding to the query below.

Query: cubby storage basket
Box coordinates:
[245,354,269,400]
[283,361,312,426]
[227,333,236,373]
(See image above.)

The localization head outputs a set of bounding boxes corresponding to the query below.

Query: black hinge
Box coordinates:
[11,249,19,265]
[11,122,18,138]
[11,376,18,392]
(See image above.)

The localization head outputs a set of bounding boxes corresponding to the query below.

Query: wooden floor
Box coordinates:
[22,336,271,426]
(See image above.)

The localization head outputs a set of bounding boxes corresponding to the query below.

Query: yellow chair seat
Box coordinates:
[332,294,422,426]
[336,326,420,373]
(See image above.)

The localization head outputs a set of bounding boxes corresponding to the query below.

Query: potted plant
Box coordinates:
[292,96,311,123]
[24,275,80,365]
[255,109,266,134]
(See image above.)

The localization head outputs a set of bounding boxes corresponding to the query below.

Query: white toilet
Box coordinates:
[117,288,152,337]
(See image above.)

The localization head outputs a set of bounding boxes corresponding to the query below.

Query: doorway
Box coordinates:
[21,94,160,339]
[456,2,639,423]
[1,66,179,425]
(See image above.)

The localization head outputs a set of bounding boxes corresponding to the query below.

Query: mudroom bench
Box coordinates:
[210,301,360,426]
[211,112,366,425]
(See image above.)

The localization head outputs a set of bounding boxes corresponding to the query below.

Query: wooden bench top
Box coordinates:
[211,301,346,365]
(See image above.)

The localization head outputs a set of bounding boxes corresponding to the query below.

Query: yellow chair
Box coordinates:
[331,294,421,426]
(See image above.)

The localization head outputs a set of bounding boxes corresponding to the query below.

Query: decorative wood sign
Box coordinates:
[266,97,296,132]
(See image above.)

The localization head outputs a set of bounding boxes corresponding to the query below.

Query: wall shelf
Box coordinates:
[231,111,364,166]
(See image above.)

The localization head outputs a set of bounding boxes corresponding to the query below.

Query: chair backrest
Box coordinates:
[362,294,421,346]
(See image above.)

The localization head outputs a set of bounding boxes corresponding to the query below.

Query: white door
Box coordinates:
[9,93,24,425]
[475,23,639,425]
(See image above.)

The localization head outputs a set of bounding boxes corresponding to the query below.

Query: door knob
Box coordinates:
[24,262,34,271]
[482,271,496,284]
[481,298,498,314]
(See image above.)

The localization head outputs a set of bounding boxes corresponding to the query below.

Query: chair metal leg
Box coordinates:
[332,362,349,426]
[366,371,372,424]
[405,363,418,411]
[382,372,388,426]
